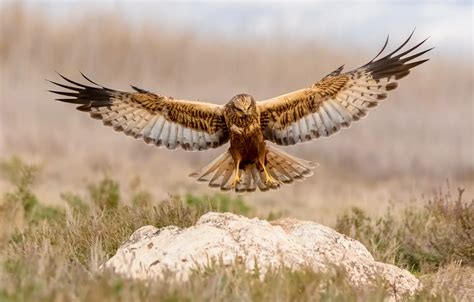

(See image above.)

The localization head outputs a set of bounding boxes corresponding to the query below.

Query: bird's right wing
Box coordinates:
[258,32,432,145]
[49,74,229,151]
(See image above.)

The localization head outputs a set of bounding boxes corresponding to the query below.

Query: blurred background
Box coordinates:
[0,1,472,223]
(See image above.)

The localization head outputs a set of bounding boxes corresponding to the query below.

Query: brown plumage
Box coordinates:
[49,32,432,193]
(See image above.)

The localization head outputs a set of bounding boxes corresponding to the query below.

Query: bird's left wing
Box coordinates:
[258,32,432,146]
[49,74,229,151]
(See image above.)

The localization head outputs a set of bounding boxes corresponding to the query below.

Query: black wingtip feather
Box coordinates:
[79,72,114,91]
[406,58,430,68]
[48,90,79,97]
[49,73,118,108]
[362,31,431,81]
[394,36,430,59]
[399,47,434,63]
[48,79,83,91]
[365,34,390,66]
[382,29,416,59]
[56,72,90,89]
[79,71,101,86]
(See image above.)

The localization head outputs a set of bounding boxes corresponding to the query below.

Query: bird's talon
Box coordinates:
[264,175,280,187]
[231,175,241,188]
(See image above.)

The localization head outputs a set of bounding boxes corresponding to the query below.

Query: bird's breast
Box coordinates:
[228,118,265,162]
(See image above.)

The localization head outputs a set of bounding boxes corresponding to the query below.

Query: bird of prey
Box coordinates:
[49,32,431,193]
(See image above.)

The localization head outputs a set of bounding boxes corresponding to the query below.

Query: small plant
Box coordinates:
[335,206,400,265]
[88,176,120,210]
[61,192,89,214]
[0,157,62,225]
[0,156,40,216]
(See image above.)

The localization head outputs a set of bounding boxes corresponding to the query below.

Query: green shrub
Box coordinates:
[0,157,39,190]
[0,157,40,216]
[61,192,89,214]
[87,176,120,210]
[0,157,63,225]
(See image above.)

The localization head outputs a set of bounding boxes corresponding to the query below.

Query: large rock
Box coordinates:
[104,212,420,297]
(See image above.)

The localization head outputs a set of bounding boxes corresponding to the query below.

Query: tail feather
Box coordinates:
[189,151,231,181]
[267,153,294,183]
[247,166,257,192]
[236,166,254,193]
[209,162,229,188]
[267,146,316,181]
[189,146,318,193]
[219,165,234,191]
[251,166,266,192]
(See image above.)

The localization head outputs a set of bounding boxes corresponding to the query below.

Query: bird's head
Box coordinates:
[229,94,256,116]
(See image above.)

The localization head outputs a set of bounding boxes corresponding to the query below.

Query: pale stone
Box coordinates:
[375,262,422,298]
[104,212,420,297]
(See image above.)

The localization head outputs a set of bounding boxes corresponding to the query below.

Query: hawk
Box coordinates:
[49,32,431,193]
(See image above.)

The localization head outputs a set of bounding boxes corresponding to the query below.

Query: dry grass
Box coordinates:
[336,188,474,273]
[0,157,471,301]
[420,262,474,301]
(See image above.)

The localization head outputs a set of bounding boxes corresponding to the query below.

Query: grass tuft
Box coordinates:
[185,193,251,216]
[335,188,474,273]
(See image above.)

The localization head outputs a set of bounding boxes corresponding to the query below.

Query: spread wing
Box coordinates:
[258,32,432,145]
[49,74,229,151]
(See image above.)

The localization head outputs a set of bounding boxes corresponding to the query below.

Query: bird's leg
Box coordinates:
[231,159,241,188]
[259,159,279,186]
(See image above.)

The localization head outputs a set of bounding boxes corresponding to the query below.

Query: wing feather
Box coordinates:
[159,121,171,147]
[167,123,178,149]
[181,127,191,150]
[177,126,185,147]
[49,74,229,151]
[191,130,200,149]
[258,33,431,145]
[150,116,166,144]
[141,115,159,142]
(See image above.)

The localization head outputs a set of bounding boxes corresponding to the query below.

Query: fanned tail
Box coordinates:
[265,146,318,186]
[189,146,318,193]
